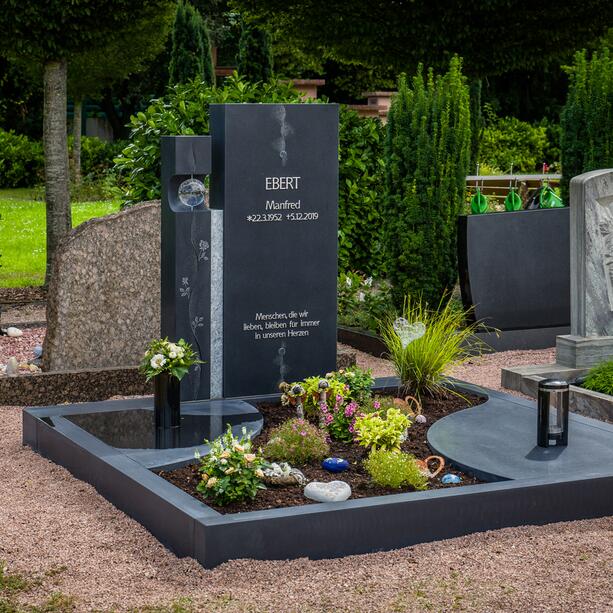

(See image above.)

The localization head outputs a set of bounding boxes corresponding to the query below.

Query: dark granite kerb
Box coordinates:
[23,379,613,568]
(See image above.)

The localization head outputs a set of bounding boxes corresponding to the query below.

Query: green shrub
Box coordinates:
[114,74,306,206]
[0,129,43,187]
[338,108,386,276]
[338,271,393,333]
[582,360,613,396]
[380,294,485,399]
[78,136,127,180]
[237,20,273,83]
[264,418,329,465]
[383,57,471,308]
[561,47,613,203]
[354,407,410,452]
[115,78,388,279]
[196,424,265,506]
[364,448,428,490]
[479,105,549,173]
[169,0,214,86]
[334,365,374,405]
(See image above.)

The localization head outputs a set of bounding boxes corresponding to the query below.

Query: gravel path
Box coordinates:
[0,325,45,366]
[1,346,611,611]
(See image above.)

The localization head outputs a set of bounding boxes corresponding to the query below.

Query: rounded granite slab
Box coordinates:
[427,392,613,482]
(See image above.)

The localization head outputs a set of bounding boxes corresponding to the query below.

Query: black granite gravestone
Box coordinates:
[211,103,339,397]
[160,136,213,401]
[161,103,339,399]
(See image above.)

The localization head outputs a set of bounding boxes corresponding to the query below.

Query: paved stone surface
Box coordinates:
[428,389,613,481]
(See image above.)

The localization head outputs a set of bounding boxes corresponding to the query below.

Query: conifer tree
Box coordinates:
[169,0,214,86]
[237,20,273,82]
[383,57,471,308]
[561,48,613,203]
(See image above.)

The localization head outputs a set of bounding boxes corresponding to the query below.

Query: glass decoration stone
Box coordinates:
[322,457,350,473]
[441,473,462,485]
[178,178,207,209]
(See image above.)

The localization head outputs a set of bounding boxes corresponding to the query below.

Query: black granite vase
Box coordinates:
[154,372,181,430]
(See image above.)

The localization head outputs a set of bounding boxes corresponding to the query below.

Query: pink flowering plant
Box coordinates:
[264,418,329,465]
[320,393,361,443]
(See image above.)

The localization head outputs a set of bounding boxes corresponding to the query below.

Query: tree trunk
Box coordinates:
[43,59,71,287]
[72,97,83,183]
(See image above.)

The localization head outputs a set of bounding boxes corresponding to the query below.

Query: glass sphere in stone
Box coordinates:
[178,178,207,208]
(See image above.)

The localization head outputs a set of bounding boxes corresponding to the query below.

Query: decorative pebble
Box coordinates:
[5,357,19,376]
[33,345,43,358]
[261,462,306,486]
[304,480,351,502]
[441,473,462,485]
[415,414,427,424]
[322,457,349,473]
[6,327,23,338]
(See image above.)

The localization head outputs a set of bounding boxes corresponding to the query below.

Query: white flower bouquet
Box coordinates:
[139,337,201,381]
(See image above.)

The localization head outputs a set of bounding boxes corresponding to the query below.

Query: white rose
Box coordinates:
[364,276,373,287]
[358,291,365,302]
[150,354,166,370]
[345,277,352,287]
[168,351,177,359]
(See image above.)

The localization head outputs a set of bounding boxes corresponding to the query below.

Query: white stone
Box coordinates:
[6,327,23,338]
[304,480,351,502]
[5,357,19,376]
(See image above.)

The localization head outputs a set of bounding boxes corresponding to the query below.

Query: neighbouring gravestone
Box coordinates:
[557,169,613,367]
[43,202,161,371]
[161,103,339,399]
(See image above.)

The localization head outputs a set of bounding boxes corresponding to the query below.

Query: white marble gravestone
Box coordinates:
[557,169,613,366]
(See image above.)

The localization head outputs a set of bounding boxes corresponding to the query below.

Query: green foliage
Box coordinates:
[337,271,393,333]
[364,448,428,490]
[169,0,214,86]
[281,375,348,417]
[561,48,613,203]
[582,360,613,396]
[139,338,201,381]
[114,74,305,205]
[383,58,471,308]
[0,129,43,187]
[196,425,265,506]
[338,107,386,275]
[354,408,410,452]
[237,20,273,82]
[479,105,550,173]
[380,294,485,399]
[320,397,359,443]
[334,365,374,405]
[77,137,126,180]
[264,417,329,465]
[233,1,613,78]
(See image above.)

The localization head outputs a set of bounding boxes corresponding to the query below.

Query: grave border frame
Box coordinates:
[22,379,613,568]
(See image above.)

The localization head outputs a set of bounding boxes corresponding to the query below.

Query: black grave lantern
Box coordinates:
[537,379,569,447]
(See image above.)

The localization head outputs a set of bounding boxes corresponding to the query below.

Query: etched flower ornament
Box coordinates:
[393,318,426,349]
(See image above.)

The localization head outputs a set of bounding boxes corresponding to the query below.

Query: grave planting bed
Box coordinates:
[23,378,613,568]
[159,391,484,514]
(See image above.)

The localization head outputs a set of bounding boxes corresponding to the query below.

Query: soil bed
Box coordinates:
[159,392,485,514]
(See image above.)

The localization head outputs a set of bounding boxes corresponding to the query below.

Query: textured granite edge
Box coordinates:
[1,349,356,406]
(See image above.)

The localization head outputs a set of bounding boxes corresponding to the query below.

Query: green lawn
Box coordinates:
[0,189,121,287]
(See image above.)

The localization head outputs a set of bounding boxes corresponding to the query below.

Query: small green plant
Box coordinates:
[380,294,485,399]
[264,418,329,465]
[338,271,393,333]
[334,365,374,404]
[139,338,201,381]
[354,407,410,452]
[196,425,265,506]
[364,448,428,490]
[581,360,613,396]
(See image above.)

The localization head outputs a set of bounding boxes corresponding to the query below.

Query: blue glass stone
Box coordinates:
[441,473,462,485]
[322,457,349,473]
